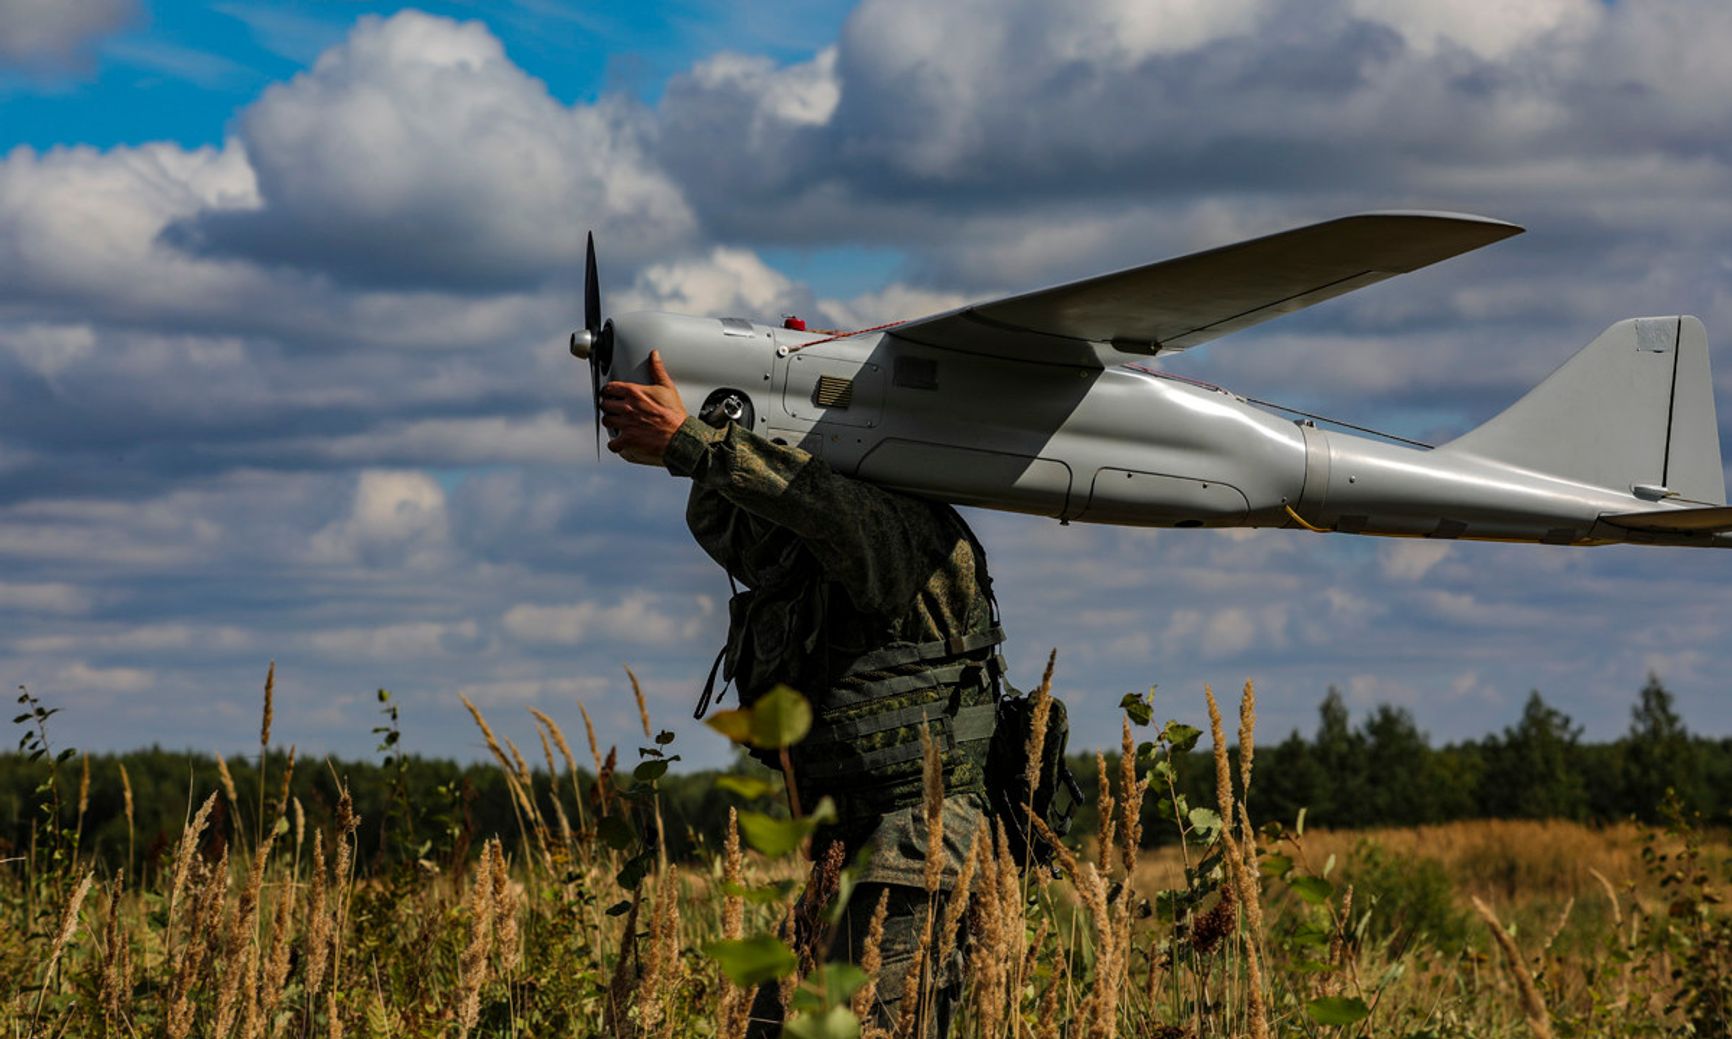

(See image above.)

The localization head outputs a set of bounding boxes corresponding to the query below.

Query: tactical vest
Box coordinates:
[696,505,1004,819]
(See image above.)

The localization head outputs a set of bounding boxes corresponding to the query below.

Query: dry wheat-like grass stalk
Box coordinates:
[1472,895,1555,1039]
[577,700,612,817]
[325,785,360,1039]
[854,887,893,1032]
[456,839,501,1039]
[119,761,135,878]
[1023,649,1058,800]
[492,842,522,973]
[936,821,984,970]
[626,665,653,739]
[213,829,276,1039]
[259,661,275,832]
[166,848,228,1039]
[168,792,219,943]
[717,808,751,1039]
[76,752,90,838]
[1207,683,1270,1039]
[534,722,575,845]
[1094,752,1116,877]
[965,822,1012,1039]
[260,868,296,1039]
[532,706,588,834]
[216,752,241,811]
[32,869,94,1026]
[99,871,134,1027]
[305,831,330,1000]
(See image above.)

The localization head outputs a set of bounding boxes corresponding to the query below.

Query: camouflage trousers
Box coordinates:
[745,795,988,1038]
[745,883,967,1039]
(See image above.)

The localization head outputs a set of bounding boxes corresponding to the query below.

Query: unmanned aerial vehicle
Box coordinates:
[571,213,1732,549]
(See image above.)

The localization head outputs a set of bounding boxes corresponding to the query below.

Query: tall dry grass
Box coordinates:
[1,661,1727,1038]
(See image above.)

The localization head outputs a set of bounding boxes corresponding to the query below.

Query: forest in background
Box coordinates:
[5,673,1726,874]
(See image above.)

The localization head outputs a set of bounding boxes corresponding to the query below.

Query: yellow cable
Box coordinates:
[1283,504,1332,533]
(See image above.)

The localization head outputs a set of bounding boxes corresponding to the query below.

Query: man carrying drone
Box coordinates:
[602,351,1008,1036]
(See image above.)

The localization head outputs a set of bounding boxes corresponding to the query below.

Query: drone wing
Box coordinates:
[889,212,1522,365]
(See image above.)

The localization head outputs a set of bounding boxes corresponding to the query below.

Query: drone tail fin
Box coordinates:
[1442,316,1725,505]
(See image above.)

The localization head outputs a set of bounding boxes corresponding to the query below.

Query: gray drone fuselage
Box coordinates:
[598,309,1732,550]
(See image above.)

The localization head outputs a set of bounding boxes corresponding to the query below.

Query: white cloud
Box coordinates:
[1379,540,1453,581]
[57,660,153,693]
[310,469,450,568]
[502,593,712,646]
[0,0,135,65]
[0,581,93,614]
[308,620,480,659]
[619,247,808,321]
[1347,0,1601,60]
[174,11,694,288]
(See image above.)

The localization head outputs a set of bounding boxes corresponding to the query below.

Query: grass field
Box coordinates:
[2,673,1728,1038]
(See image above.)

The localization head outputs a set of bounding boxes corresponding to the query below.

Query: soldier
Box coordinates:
[602,351,1006,1037]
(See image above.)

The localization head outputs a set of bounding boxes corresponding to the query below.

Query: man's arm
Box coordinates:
[601,352,954,615]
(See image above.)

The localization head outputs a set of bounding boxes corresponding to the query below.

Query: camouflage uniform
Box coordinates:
[663,416,1003,1036]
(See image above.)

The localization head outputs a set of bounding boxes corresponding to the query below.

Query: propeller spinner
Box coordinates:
[568,232,613,457]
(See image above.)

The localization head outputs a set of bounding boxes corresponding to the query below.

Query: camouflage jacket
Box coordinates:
[664,417,998,887]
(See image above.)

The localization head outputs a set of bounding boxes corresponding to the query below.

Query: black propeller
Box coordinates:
[569,232,613,458]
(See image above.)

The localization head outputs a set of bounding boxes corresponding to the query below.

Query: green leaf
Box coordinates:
[1259,853,1293,879]
[782,1006,862,1039]
[1117,693,1152,727]
[604,899,633,917]
[704,934,798,987]
[722,880,799,905]
[715,774,780,800]
[705,709,754,744]
[1289,875,1334,906]
[596,814,636,851]
[791,963,870,1013]
[1152,759,1176,784]
[654,729,677,745]
[1162,721,1202,754]
[616,850,656,891]
[633,760,669,783]
[749,685,812,749]
[1187,807,1222,835]
[1305,996,1371,1026]
[737,798,837,858]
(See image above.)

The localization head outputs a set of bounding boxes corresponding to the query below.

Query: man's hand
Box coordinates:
[600,350,688,466]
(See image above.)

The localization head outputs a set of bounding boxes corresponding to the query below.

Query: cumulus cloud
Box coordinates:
[6,2,1732,761]
[0,581,93,614]
[502,592,713,646]
[0,0,135,66]
[169,11,694,290]
[310,469,451,568]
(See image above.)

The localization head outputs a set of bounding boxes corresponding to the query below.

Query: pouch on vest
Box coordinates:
[985,691,1083,870]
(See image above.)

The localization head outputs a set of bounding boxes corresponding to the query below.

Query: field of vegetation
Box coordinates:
[2,662,1729,1038]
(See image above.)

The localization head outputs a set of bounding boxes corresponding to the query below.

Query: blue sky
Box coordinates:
[4,0,1732,770]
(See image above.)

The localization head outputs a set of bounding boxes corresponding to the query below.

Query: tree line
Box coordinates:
[3,674,1726,876]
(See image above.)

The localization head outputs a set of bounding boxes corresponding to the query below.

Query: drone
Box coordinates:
[571,212,1731,549]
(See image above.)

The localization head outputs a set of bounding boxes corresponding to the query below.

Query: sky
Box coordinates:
[4,0,1732,771]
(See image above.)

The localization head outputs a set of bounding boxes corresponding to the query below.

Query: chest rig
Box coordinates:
[695,505,1006,808]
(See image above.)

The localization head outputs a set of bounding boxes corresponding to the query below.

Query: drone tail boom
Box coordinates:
[1440,316,1725,506]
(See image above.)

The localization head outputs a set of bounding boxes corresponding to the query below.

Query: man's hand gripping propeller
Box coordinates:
[599,350,687,466]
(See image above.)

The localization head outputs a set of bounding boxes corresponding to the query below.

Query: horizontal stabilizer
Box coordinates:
[1601,506,1732,534]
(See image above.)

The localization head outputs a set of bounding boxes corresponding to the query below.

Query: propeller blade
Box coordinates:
[591,351,602,460]
[584,231,601,335]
